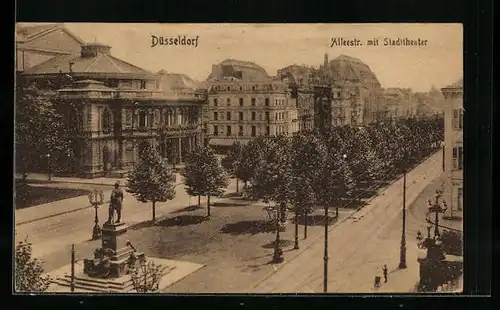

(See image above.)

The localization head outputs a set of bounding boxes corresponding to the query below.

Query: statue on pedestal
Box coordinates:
[107,181,124,224]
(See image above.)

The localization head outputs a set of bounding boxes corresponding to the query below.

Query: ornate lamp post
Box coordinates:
[264,205,289,264]
[88,190,104,240]
[427,189,447,237]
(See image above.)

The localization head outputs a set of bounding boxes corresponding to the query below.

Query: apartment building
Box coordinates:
[442,79,463,220]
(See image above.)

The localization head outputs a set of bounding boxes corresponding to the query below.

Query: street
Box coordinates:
[250,151,446,293]
[15,179,238,259]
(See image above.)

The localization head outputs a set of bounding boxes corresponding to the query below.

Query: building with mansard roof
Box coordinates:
[16,23,84,72]
[203,59,299,152]
[20,42,205,178]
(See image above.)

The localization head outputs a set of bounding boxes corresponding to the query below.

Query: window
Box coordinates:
[227,98,231,106]
[251,126,256,137]
[251,98,256,106]
[452,146,463,170]
[265,111,269,120]
[239,86,243,91]
[251,112,256,121]
[138,110,148,128]
[227,86,230,91]
[239,98,244,106]
[453,109,464,130]
[213,125,219,136]
[102,108,112,133]
[239,112,244,121]
[227,125,232,136]
[226,112,230,120]
[238,126,243,136]
[266,126,270,136]
[213,112,218,120]
[140,80,146,89]
[214,98,218,106]
[457,187,463,211]
[265,98,270,106]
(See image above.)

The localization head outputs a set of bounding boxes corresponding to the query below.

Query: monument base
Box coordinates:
[50,257,206,293]
[84,221,147,278]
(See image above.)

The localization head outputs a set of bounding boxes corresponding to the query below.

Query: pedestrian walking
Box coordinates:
[382,264,388,283]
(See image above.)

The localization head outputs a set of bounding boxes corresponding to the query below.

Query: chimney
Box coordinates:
[69,60,74,73]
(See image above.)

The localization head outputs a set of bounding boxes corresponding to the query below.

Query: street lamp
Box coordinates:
[427,189,447,237]
[88,190,104,240]
[46,153,52,180]
[264,205,289,264]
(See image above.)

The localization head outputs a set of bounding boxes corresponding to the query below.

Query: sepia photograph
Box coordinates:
[14,23,463,294]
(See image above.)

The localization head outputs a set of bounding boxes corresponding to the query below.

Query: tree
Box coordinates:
[126,141,176,222]
[15,236,51,292]
[15,83,73,179]
[184,145,228,218]
[130,261,163,293]
[289,132,327,243]
[234,136,268,189]
[223,141,243,192]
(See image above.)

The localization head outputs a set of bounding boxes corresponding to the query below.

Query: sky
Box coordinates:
[55,23,460,92]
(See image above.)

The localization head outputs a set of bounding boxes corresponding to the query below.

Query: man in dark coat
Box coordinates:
[107,181,124,224]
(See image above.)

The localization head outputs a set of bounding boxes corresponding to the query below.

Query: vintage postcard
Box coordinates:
[14,23,463,294]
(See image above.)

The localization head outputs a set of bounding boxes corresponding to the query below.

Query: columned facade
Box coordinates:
[56,80,204,178]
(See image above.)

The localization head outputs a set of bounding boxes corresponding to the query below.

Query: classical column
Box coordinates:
[188,136,193,154]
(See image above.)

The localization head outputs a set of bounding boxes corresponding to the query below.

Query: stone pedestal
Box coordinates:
[84,222,145,278]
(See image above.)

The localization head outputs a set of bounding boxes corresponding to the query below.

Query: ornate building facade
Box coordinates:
[442,79,463,220]
[20,42,204,178]
[205,59,299,152]
[309,54,384,130]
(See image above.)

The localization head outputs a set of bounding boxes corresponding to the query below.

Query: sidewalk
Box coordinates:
[15,174,184,225]
[16,172,184,187]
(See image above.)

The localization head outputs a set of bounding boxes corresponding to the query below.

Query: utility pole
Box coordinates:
[399,171,407,269]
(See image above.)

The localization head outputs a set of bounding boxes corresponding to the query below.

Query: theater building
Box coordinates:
[205,59,299,152]
[309,54,384,129]
[20,42,205,178]
[442,79,464,220]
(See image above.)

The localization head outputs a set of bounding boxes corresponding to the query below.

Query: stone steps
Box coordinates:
[54,264,176,293]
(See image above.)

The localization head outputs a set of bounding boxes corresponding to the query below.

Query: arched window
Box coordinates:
[102,108,112,133]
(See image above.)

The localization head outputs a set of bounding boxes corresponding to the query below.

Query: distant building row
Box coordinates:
[15,23,446,178]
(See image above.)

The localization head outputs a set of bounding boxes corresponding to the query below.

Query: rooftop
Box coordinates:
[326,54,381,88]
[22,43,155,78]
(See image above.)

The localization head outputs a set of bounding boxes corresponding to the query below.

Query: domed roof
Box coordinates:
[326,55,381,88]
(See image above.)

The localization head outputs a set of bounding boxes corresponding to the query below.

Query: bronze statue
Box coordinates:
[107,181,124,224]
